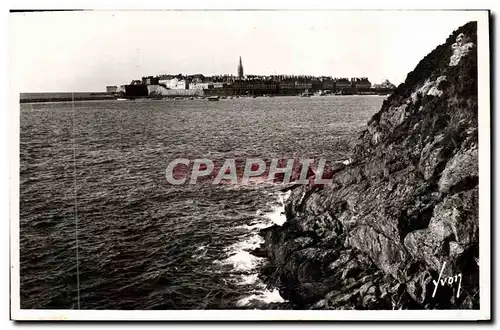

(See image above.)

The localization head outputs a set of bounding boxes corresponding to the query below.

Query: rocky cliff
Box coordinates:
[256,21,479,309]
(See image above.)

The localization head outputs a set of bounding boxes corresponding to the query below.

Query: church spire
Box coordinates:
[238,56,244,79]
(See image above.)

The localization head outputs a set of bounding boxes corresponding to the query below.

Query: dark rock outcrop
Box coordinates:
[258,21,479,309]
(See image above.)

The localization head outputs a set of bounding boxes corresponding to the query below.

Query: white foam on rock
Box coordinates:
[342,158,351,166]
[236,217,272,231]
[267,190,290,226]
[239,273,260,285]
[215,232,265,271]
[267,205,287,226]
[282,189,291,202]
[236,289,285,307]
[223,249,263,272]
[214,191,289,307]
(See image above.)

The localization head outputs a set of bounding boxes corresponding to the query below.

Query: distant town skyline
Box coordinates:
[10,10,484,92]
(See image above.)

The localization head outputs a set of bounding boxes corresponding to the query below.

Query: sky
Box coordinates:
[10,10,486,92]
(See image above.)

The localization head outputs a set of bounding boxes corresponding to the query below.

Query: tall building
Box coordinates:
[237,56,244,79]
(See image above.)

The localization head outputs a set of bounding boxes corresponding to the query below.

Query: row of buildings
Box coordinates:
[106,57,396,97]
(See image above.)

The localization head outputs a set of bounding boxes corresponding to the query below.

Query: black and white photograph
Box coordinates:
[9,8,491,321]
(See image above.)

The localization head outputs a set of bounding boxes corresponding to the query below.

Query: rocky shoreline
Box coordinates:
[254,21,479,310]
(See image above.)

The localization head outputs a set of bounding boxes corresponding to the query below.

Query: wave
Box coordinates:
[214,191,289,307]
[265,190,290,226]
[236,289,284,307]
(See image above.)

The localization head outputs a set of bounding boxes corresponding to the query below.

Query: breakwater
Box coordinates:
[20,92,115,103]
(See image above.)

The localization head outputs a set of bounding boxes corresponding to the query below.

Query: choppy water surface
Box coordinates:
[19,96,384,309]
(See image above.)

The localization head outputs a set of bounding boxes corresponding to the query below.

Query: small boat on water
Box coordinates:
[207,96,220,101]
[300,90,313,97]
